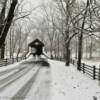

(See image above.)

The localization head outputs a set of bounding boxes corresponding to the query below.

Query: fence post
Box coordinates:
[93,65,96,80]
[72,59,73,65]
[17,57,18,62]
[77,61,78,68]
[83,63,85,73]
[5,59,7,66]
[98,66,100,85]
[72,60,74,65]
[25,56,26,59]
[12,58,14,64]
[70,58,72,64]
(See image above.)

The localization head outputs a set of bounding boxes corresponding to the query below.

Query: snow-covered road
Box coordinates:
[0,58,100,100]
[0,59,51,100]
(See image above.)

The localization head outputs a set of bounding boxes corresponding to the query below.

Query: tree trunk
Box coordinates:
[85,39,88,59]
[89,38,93,59]
[65,26,70,66]
[75,36,78,59]
[65,48,70,66]
[50,43,53,59]
[0,0,7,36]
[1,44,5,59]
[54,41,57,59]
[65,41,70,66]
[57,36,60,59]
[0,0,18,48]
[77,33,83,70]
[0,0,7,59]
[77,0,90,71]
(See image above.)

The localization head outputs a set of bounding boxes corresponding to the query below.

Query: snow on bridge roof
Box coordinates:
[28,38,44,47]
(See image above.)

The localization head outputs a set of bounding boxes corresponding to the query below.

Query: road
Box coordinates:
[0,59,51,100]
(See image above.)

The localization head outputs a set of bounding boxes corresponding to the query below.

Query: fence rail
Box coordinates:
[71,59,100,80]
[0,57,26,67]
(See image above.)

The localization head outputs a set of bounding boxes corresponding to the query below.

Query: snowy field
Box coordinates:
[72,57,100,68]
[82,59,100,68]
[0,58,100,100]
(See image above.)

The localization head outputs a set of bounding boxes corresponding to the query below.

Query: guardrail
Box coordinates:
[71,59,100,80]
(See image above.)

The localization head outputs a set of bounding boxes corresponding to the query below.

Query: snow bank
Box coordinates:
[49,60,100,100]
[82,59,100,68]
[0,58,29,72]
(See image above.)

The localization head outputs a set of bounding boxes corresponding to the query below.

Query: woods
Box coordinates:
[0,0,18,58]
[0,0,100,69]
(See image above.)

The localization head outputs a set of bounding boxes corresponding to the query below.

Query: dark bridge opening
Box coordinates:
[28,39,44,56]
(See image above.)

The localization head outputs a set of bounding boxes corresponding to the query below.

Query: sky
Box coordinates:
[25,0,47,8]
[23,0,87,11]
[77,0,87,2]
[22,0,51,16]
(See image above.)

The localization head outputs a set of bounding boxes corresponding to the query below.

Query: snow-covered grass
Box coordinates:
[82,59,100,68]
[0,59,26,72]
[49,60,100,100]
[72,57,100,68]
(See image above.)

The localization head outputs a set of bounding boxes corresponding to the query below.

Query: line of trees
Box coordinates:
[0,0,18,58]
[0,0,100,70]
[34,0,100,69]
[54,0,100,69]
[0,0,34,59]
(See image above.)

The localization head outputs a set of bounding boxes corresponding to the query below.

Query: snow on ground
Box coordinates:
[82,59,100,68]
[49,60,100,100]
[72,57,100,68]
[0,66,39,99]
[0,58,51,100]
[24,66,51,100]
[0,58,100,100]
[0,59,26,72]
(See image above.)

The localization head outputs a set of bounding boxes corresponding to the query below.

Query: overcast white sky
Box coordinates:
[23,0,87,11]
[77,0,87,2]
[24,0,48,8]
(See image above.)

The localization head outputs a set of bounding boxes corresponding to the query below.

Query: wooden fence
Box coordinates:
[0,57,26,67]
[71,59,100,80]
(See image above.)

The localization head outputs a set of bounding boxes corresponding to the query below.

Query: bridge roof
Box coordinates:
[28,39,44,47]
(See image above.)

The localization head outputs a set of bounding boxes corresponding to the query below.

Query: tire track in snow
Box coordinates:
[0,64,35,90]
[31,67,51,100]
[0,70,19,81]
[0,60,29,77]
[0,68,19,76]
[11,66,41,100]
[0,67,26,85]
[24,67,51,100]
